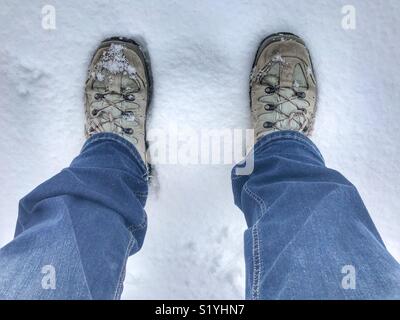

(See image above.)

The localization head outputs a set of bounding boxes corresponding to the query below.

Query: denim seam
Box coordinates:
[134,194,148,199]
[113,218,147,299]
[113,234,135,300]
[128,217,147,233]
[133,192,148,199]
[16,219,25,232]
[243,183,266,219]
[132,192,148,196]
[251,224,262,300]
[113,221,147,298]
[60,198,93,299]
[83,135,148,177]
[243,183,264,300]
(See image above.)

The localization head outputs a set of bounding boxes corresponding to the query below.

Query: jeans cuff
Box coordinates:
[254,131,324,162]
[82,132,149,176]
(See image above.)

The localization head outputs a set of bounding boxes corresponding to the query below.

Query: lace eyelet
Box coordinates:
[122,111,134,117]
[263,122,275,129]
[296,91,306,99]
[265,85,276,94]
[123,94,135,101]
[91,109,98,116]
[264,104,277,111]
[94,93,104,100]
[123,128,133,135]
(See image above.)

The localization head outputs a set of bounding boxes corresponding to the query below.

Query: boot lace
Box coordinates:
[87,89,141,142]
[255,61,311,132]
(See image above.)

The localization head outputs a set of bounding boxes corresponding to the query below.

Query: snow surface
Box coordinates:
[0,0,399,299]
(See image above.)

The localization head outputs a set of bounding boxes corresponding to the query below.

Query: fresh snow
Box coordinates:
[94,43,137,79]
[0,0,399,299]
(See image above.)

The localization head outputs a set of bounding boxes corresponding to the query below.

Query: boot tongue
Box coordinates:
[93,71,140,94]
[108,73,122,93]
[259,56,296,88]
[260,62,279,86]
[279,58,296,88]
[260,57,308,90]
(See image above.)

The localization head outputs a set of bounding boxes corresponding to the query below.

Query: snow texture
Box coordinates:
[94,43,136,80]
[0,0,399,299]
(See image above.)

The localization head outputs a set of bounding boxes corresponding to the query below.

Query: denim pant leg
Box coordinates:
[232,131,400,300]
[0,133,148,299]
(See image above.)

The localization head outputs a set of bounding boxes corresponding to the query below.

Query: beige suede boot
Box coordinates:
[85,37,152,165]
[250,33,317,141]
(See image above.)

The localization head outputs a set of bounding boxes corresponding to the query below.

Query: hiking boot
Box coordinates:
[250,33,317,141]
[84,37,152,166]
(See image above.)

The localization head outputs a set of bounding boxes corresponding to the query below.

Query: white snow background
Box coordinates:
[0,0,399,299]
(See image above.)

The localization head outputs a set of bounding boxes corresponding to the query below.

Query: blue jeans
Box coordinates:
[0,131,399,299]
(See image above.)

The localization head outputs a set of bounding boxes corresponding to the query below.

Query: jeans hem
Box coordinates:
[254,131,324,162]
[82,133,148,178]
